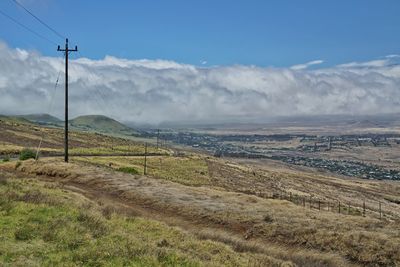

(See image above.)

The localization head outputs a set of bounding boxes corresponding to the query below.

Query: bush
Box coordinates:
[19,149,36,161]
[117,167,139,175]
[2,155,10,162]
[15,161,21,169]
[14,224,37,241]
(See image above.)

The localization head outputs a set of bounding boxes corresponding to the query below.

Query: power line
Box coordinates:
[11,0,65,40]
[75,50,118,117]
[0,8,57,45]
[48,55,65,115]
[36,54,65,160]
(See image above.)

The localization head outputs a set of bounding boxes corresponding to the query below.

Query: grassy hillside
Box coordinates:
[0,172,282,266]
[0,114,164,156]
[1,116,400,266]
[3,159,400,266]
[70,115,136,134]
[0,115,33,125]
[17,113,62,125]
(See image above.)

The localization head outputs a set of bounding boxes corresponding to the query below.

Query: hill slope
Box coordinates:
[0,114,33,125]
[0,171,268,266]
[17,113,62,125]
[0,114,156,156]
[70,115,136,134]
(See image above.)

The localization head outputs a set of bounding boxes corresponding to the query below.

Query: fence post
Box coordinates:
[303,197,305,207]
[379,201,382,220]
[318,200,321,211]
[289,192,292,202]
[338,201,341,214]
[363,200,366,217]
[348,203,350,215]
[309,196,312,210]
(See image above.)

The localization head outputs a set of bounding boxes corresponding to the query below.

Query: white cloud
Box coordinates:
[337,59,390,68]
[386,54,400,59]
[1,41,400,125]
[290,60,324,70]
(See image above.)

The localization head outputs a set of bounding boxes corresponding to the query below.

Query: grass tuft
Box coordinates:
[117,166,140,175]
[19,148,36,161]
[77,210,109,238]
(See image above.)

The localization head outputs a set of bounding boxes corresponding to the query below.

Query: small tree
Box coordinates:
[19,149,36,161]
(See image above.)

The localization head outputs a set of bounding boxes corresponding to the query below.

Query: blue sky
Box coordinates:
[0,0,399,67]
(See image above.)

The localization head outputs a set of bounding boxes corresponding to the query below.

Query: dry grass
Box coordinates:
[208,158,400,220]
[0,173,293,266]
[1,118,400,266]
[0,118,170,156]
[196,229,350,267]
[2,159,400,266]
[73,155,210,186]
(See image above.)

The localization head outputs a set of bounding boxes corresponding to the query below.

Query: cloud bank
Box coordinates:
[0,41,400,125]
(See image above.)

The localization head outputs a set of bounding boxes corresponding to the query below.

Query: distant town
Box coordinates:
[144,130,400,181]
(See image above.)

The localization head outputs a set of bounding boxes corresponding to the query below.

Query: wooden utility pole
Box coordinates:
[57,38,78,163]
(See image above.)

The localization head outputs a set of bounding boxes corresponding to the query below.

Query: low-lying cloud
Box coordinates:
[0,41,400,125]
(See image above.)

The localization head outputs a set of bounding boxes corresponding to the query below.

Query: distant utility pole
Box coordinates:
[156,129,160,149]
[57,38,78,163]
[144,143,148,175]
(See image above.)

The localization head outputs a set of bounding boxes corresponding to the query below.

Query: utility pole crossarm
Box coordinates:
[57,38,78,163]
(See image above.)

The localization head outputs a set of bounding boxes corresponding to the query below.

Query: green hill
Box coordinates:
[70,115,135,134]
[0,115,33,125]
[17,114,62,125]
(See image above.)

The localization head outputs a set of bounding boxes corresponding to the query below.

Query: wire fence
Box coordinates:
[249,190,390,220]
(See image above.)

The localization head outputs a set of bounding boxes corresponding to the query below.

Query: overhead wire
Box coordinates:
[1,1,69,157]
[10,0,65,40]
[2,1,112,124]
[0,8,57,45]
[72,50,133,151]
[75,50,117,117]
[35,54,65,160]
[67,50,116,151]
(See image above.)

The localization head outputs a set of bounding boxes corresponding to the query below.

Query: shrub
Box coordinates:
[263,214,274,223]
[19,149,36,161]
[2,155,10,162]
[117,167,139,175]
[14,224,37,241]
[15,161,22,169]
